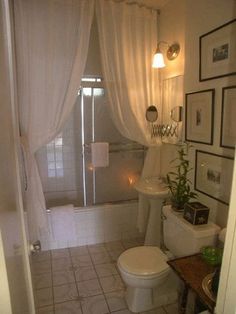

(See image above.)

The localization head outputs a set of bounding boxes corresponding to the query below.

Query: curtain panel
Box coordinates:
[96,0,161,147]
[96,0,162,234]
[14,0,95,248]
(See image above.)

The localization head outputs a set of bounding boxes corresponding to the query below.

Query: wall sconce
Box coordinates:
[152,41,180,68]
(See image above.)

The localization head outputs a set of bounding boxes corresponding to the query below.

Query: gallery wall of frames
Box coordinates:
[184,18,236,207]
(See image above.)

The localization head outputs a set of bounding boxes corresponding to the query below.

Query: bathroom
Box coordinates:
[0,0,236,313]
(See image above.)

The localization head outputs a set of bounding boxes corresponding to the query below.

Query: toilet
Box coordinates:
[117,205,221,313]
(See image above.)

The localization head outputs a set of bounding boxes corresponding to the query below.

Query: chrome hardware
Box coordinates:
[30,240,41,253]
[151,123,178,138]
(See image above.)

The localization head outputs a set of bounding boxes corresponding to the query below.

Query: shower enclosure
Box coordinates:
[36,77,146,208]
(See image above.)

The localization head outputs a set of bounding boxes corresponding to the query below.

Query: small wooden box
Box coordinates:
[183,202,209,225]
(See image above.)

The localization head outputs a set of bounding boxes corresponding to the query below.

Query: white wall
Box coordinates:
[159,0,235,227]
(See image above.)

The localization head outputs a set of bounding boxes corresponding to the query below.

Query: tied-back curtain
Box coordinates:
[14,0,95,247]
[96,0,161,147]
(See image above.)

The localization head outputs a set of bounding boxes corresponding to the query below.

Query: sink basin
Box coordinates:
[134,176,169,199]
[202,273,216,302]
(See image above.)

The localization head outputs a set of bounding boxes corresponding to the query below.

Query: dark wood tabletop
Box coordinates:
[167,253,216,312]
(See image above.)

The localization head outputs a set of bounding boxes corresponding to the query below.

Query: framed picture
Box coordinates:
[185,89,214,145]
[195,150,234,205]
[220,86,236,149]
[199,19,236,81]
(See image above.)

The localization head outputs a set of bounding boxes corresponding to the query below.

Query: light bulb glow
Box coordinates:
[152,52,166,68]
[88,164,94,171]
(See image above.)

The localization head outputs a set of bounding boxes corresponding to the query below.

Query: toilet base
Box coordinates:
[125,271,179,313]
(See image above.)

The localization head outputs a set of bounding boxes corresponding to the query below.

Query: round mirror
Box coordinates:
[146,105,158,123]
[170,106,182,122]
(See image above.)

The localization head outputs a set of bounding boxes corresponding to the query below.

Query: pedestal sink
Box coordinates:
[134,177,169,246]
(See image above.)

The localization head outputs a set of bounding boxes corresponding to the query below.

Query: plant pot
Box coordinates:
[171,206,184,212]
[170,200,185,212]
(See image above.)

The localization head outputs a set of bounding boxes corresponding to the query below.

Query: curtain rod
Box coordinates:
[105,0,161,13]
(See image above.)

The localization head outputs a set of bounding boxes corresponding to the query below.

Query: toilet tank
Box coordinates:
[163,205,220,257]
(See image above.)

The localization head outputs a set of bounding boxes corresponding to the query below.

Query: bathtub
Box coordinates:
[39,200,142,250]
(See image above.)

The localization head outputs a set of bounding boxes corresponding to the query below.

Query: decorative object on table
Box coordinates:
[201,246,223,266]
[185,89,214,145]
[183,201,209,225]
[166,143,197,211]
[199,19,236,81]
[220,85,236,149]
[194,150,234,205]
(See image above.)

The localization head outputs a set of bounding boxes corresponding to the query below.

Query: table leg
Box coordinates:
[179,284,189,314]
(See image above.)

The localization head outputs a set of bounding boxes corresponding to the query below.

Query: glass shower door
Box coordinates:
[80,83,145,206]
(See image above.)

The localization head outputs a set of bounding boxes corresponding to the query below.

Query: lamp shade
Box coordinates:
[152,52,165,68]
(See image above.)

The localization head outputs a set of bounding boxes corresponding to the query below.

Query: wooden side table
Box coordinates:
[167,254,216,313]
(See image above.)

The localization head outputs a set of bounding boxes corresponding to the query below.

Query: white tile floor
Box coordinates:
[32,239,179,314]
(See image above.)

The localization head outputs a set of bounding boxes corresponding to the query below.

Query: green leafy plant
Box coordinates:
[166,143,197,210]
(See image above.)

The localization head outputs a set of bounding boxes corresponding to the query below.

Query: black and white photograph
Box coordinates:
[200,19,236,81]
[220,85,236,149]
[195,150,234,205]
[185,89,214,145]
[213,43,229,62]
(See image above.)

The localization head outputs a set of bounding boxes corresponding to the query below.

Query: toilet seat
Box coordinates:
[118,246,170,278]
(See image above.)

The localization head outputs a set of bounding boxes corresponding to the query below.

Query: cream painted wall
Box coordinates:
[159,0,235,227]
[84,17,103,77]
[158,0,185,177]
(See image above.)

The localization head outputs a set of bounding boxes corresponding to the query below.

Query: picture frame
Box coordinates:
[185,89,214,145]
[220,85,236,149]
[194,150,234,205]
[199,19,236,81]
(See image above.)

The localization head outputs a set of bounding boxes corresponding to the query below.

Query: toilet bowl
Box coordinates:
[118,246,170,288]
[117,246,177,313]
[117,205,221,313]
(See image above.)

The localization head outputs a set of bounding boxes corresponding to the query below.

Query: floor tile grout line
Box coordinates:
[89,244,115,313]
[33,239,145,313]
[50,249,56,314]
[68,247,84,314]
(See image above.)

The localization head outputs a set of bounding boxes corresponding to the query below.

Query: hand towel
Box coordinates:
[91,142,109,167]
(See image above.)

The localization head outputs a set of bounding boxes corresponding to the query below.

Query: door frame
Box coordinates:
[3,0,35,312]
[216,150,236,313]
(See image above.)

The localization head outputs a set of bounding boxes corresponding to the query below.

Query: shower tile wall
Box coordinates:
[36,106,83,207]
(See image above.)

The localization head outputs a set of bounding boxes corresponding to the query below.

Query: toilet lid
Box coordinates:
[118,246,169,276]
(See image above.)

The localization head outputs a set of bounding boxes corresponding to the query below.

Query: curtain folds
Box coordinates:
[96,0,161,147]
[14,0,95,248]
[96,0,161,235]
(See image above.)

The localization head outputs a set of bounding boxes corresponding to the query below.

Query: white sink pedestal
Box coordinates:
[144,198,164,246]
[134,177,169,247]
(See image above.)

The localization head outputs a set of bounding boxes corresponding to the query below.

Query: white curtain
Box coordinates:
[96,0,161,147]
[96,0,161,234]
[14,0,95,248]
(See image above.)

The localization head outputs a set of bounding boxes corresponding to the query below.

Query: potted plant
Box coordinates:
[166,143,197,211]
